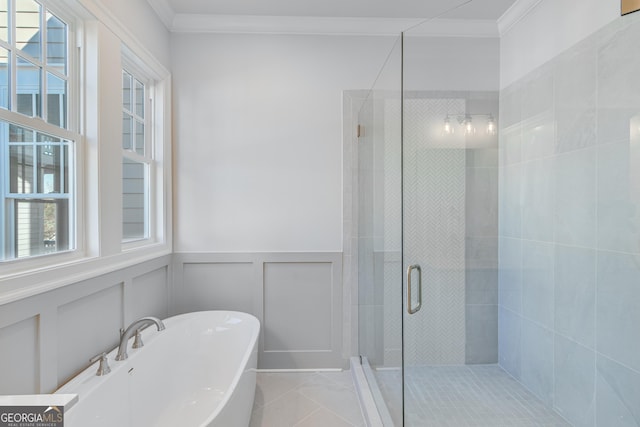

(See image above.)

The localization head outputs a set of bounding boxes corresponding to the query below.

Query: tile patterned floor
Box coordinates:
[374,365,571,426]
[250,371,365,427]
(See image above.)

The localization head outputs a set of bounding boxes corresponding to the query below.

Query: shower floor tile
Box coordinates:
[250,371,365,427]
[374,365,571,426]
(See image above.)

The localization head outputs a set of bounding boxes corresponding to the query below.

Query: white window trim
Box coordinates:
[0,1,84,275]
[121,50,162,251]
[0,0,172,299]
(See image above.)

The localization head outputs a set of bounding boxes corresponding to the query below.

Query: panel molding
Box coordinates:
[0,255,172,393]
[172,252,344,369]
[1,251,344,393]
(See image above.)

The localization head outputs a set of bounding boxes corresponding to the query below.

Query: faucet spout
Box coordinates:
[115,316,165,361]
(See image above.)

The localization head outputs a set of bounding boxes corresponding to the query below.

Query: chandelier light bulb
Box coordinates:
[463,116,475,135]
[444,116,454,134]
[486,115,497,135]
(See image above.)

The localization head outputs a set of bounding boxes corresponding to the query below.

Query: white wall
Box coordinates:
[404,36,500,91]
[171,33,396,252]
[499,0,619,88]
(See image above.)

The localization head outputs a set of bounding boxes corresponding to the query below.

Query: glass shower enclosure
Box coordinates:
[356,5,640,427]
[355,2,553,425]
[356,27,501,424]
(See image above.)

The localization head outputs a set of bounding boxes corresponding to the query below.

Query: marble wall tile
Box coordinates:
[554,37,597,154]
[596,250,640,372]
[466,147,498,168]
[554,245,596,349]
[498,306,521,380]
[597,17,640,146]
[466,268,498,305]
[596,355,640,427]
[521,319,554,405]
[597,16,640,110]
[522,158,555,242]
[522,241,555,329]
[521,63,554,122]
[597,140,640,254]
[499,164,522,238]
[466,167,499,237]
[500,127,522,166]
[521,115,556,161]
[466,304,498,364]
[499,237,522,314]
[554,335,596,427]
[466,236,498,270]
[498,14,640,425]
[555,147,597,248]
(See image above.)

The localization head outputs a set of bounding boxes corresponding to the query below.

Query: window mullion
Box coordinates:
[32,142,38,193]
[147,89,153,159]
[9,0,15,112]
[41,1,47,124]
[59,140,64,194]
[7,198,15,258]
[0,120,5,259]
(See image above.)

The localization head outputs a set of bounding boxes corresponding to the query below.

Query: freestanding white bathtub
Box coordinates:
[56,311,260,427]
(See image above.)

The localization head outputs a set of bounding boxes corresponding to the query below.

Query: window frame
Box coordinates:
[0,1,172,293]
[0,0,82,270]
[121,50,157,250]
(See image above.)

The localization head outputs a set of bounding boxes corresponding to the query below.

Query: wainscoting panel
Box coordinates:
[0,255,172,394]
[131,266,169,321]
[172,252,343,369]
[0,316,39,394]
[176,257,256,315]
[57,283,124,386]
[263,262,333,352]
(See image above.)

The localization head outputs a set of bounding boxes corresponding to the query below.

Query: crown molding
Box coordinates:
[147,0,176,29]
[167,14,499,37]
[171,14,416,35]
[409,19,499,37]
[144,0,499,37]
[497,0,543,36]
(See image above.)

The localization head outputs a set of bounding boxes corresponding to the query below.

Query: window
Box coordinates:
[0,0,76,261]
[122,67,150,243]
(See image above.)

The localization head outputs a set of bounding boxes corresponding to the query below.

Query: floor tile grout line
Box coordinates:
[295,383,364,425]
[292,407,323,427]
[252,372,366,426]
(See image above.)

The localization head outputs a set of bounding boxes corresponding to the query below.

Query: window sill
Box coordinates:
[0,243,171,307]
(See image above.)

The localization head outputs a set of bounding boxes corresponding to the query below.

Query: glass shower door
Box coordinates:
[401,25,500,425]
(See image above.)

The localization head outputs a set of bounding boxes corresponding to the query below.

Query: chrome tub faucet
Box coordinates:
[115,316,165,361]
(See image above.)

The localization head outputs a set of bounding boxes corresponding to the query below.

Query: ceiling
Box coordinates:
[163,0,518,21]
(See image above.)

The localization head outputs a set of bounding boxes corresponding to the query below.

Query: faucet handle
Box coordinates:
[90,352,111,376]
[132,329,144,349]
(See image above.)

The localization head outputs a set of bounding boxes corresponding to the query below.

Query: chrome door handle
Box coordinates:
[407,264,422,315]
